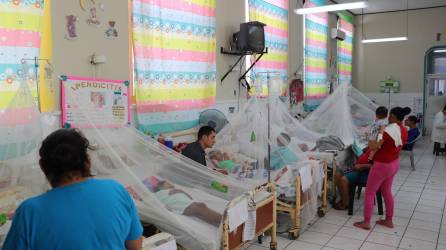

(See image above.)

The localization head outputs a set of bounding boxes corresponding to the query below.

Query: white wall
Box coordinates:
[49,1,345,113]
[353,6,446,93]
[51,0,130,111]
[215,0,248,101]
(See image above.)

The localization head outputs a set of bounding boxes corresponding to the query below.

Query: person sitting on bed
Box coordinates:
[182,126,216,166]
[144,176,222,226]
[333,149,372,210]
[270,133,299,171]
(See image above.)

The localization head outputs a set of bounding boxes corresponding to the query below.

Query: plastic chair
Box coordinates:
[348,182,383,216]
[402,132,422,171]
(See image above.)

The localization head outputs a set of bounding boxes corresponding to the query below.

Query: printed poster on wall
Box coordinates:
[61,76,130,128]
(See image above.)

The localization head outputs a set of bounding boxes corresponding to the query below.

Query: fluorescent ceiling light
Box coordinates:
[434,49,446,53]
[361,37,408,43]
[294,1,367,15]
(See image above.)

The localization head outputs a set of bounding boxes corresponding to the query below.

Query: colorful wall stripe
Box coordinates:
[248,0,288,97]
[132,0,217,135]
[337,11,353,86]
[38,0,54,112]
[303,0,328,111]
[0,0,44,109]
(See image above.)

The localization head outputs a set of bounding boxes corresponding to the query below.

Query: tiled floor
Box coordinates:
[248,138,446,250]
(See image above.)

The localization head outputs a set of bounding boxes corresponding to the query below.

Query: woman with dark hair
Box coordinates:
[354,107,411,230]
[3,129,143,250]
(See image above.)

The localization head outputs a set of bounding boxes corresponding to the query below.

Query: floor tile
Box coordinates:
[298,231,332,246]
[392,209,413,218]
[247,245,268,250]
[408,218,440,232]
[403,227,438,242]
[253,235,293,249]
[439,233,446,245]
[415,204,443,215]
[398,236,436,250]
[437,244,446,250]
[326,236,363,250]
[394,202,416,211]
[335,226,370,241]
[411,211,440,223]
[307,221,342,235]
[366,231,402,247]
[319,214,350,226]
[285,241,322,250]
[418,199,444,208]
[360,242,397,250]
[373,225,406,237]
[391,216,410,227]
[401,182,425,188]
[399,186,423,193]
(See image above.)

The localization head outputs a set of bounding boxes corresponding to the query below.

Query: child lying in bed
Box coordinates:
[144,176,222,226]
[208,150,256,178]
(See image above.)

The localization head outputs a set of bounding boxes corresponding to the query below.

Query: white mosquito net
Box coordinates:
[1,83,271,250]
[303,84,377,147]
[60,90,271,250]
[209,81,325,231]
[0,81,48,245]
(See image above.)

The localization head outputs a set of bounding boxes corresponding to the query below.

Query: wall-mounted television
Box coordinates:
[233,21,266,53]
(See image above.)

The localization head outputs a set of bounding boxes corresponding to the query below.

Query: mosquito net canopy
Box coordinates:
[210,89,325,230]
[302,84,377,147]
[0,82,48,245]
[1,82,269,250]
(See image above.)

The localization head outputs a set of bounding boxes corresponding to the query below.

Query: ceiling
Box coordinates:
[335,0,446,14]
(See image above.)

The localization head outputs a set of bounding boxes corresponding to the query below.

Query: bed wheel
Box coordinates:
[318,207,326,217]
[288,231,299,240]
[258,235,264,244]
[270,241,277,250]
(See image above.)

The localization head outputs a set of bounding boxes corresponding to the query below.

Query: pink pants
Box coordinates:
[363,159,400,224]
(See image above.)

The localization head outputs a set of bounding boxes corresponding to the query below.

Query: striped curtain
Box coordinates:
[337,11,353,85]
[249,0,288,97]
[132,0,216,135]
[0,0,44,110]
[303,0,328,111]
[0,0,44,160]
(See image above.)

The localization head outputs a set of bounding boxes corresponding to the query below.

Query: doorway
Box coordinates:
[423,47,446,135]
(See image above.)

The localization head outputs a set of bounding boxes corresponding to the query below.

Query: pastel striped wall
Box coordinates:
[248,0,288,97]
[0,0,44,111]
[303,0,328,111]
[132,0,216,134]
[38,0,54,112]
[337,11,353,86]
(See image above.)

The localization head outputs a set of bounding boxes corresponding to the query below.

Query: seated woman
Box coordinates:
[3,129,143,250]
[403,116,420,151]
[144,176,222,226]
[333,149,372,210]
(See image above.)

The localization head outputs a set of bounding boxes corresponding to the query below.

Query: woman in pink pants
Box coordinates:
[354,107,411,230]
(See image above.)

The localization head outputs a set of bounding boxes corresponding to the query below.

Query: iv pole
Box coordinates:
[254,70,280,183]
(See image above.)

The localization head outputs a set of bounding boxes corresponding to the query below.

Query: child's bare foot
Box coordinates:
[353,221,371,230]
[376,219,394,228]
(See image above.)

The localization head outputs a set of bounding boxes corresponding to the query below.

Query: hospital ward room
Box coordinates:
[1,0,446,249]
